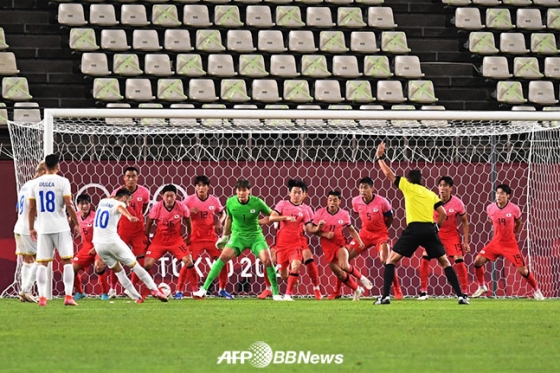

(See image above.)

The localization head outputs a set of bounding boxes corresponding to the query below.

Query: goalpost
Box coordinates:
[3,108,560,299]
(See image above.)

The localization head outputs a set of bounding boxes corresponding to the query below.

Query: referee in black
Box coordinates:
[374,142,469,305]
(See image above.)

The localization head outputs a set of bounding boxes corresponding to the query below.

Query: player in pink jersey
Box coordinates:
[327,177,403,300]
[418,176,471,300]
[144,184,192,290]
[309,190,372,301]
[108,166,150,298]
[471,184,544,300]
[178,175,228,299]
[72,194,110,301]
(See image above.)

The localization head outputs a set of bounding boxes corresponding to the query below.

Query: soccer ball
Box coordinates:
[157,283,172,298]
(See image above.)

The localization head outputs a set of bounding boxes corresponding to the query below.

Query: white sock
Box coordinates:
[266,286,271,291]
[20,262,30,292]
[313,286,320,290]
[115,271,141,299]
[22,262,38,293]
[63,264,74,296]
[131,263,157,290]
[36,265,47,299]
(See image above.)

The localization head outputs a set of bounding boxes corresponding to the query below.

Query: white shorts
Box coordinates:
[95,240,137,269]
[15,234,37,256]
[36,231,74,262]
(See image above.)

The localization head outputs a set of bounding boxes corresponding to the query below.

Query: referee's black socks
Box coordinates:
[444,266,463,297]
[383,264,395,297]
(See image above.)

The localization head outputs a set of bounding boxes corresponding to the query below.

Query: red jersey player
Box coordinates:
[108,166,150,298]
[331,177,402,300]
[144,184,192,293]
[418,176,471,300]
[178,175,228,299]
[72,194,109,300]
[309,190,371,301]
[472,184,544,300]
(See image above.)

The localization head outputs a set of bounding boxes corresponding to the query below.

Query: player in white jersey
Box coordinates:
[14,161,46,302]
[93,188,168,303]
[28,154,81,307]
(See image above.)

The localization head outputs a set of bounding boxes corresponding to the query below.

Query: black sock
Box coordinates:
[444,266,463,297]
[383,264,395,297]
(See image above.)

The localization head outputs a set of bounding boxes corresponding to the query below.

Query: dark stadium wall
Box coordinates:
[0,161,17,290]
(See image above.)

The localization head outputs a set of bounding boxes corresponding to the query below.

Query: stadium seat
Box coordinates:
[169,103,197,127]
[152,4,182,27]
[113,53,143,76]
[327,104,355,127]
[105,103,134,126]
[80,53,111,76]
[296,105,324,127]
[101,29,130,51]
[232,105,261,126]
[306,7,335,27]
[319,31,348,52]
[531,33,559,54]
[196,30,226,52]
[221,79,250,102]
[0,102,6,126]
[420,105,449,128]
[355,0,385,3]
[132,30,162,51]
[442,0,472,5]
[346,80,375,103]
[368,7,397,29]
[544,57,560,78]
[453,8,484,30]
[270,54,299,77]
[89,4,118,26]
[381,31,411,53]
[252,79,281,102]
[546,8,560,30]
[215,5,244,27]
[0,52,19,75]
[511,105,538,126]
[246,6,275,28]
[288,31,317,52]
[125,78,155,101]
[516,9,545,30]
[326,0,354,4]
[144,54,174,76]
[314,80,343,102]
[542,105,560,127]
[472,0,500,5]
[164,29,193,52]
[121,4,150,26]
[227,30,256,52]
[502,0,531,5]
[332,55,361,77]
[176,54,206,76]
[394,55,425,78]
[93,78,123,101]
[376,80,406,103]
[184,5,212,27]
[2,77,32,101]
[138,103,166,126]
[157,79,188,101]
[337,7,366,28]
[284,80,313,102]
[408,80,438,104]
[258,30,287,52]
[533,0,560,5]
[263,104,291,127]
[295,0,323,4]
[528,80,558,104]
[482,56,512,79]
[239,54,269,77]
[486,9,514,30]
[201,104,229,127]
[359,104,386,127]
[500,33,529,54]
[208,54,237,76]
[390,105,420,127]
[13,102,41,123]
[58,4,87,27]
[495,80,526,104]
[188,79,218,101]
[0,28,8,50]
[276,6,305,27]
[301,55,331,77]
[363,55,393,78]
[513,57,543,79]
[350,31,380,53]
[468,32,499,55]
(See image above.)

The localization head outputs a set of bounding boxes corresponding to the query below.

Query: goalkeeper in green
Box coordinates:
[193,179,295,301]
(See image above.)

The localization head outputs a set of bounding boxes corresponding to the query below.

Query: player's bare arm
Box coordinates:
[347,225,365,250]
[215,210,226,234]
[460,213,471,253]
[259,216,270,225]
[145,216,154,241]
[117,205,139,223]
[268,210,296,223]
[435,205,447,228]
[223,215,232,236]
[384,214,394,229]
[514,217,522,234]
[28,198,37,241]
[184,216,192,245]
[376,142,397,183]
[64,196,81,238]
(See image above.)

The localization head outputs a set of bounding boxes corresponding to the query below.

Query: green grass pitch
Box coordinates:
[1,297,559,373]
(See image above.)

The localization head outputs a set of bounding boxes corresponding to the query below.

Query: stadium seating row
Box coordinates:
[444,0,559,7]
[92,77,438,104]
[495,79,560,103]
[468,31,560,54]
[54,0,386,5]
[454,7,560,30]
[481,55,560,78]
[69,28,410,54]
[58,3,398,29]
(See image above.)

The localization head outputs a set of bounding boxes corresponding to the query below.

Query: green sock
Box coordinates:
[266,266,279,296]
[203,259,226,291]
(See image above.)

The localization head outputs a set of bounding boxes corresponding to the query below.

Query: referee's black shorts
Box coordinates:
[392,222,446,259]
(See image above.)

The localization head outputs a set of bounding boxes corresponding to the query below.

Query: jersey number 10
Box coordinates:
[95,210,110,229]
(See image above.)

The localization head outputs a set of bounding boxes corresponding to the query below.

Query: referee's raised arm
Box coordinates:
[375,142,396,184]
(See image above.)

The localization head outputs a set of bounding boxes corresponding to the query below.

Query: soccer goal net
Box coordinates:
[4,108,560,299]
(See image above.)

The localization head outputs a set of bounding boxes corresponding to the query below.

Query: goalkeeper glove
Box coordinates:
[216,235,230,251]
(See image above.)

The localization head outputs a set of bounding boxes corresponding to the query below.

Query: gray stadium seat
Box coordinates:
[101,29,130,51]
[121,4,150,26]
[58,4,87,27]
[196,30,226,52]
[346,80,375,103]
[93,78,123,101]
[453,8,484,30]
[183,5,212,27]
[152,4,182,27]
[113,53,143,76]
[482,56,512,79]
[500,33,529,54]
[252,79,281,102]
[368,7,397,29]
[80,53,111,76]
[495,81,526,104]
[215,5,244,27]
[332,55,361,77]
[486,8,514,30]
[276,6,305,27]
[516,9,545,31]
[13,102,41,123]
[350,31,380,53]
[528,80,558,104]
[208,54,237,76]
[513,57,543,79]
[544,57,560,79]
[132,30,162,51]
[164,29,193,52]
[270,54,299,77]
[394,55,425,78]
[468,32,499,55]
[306,7,335,27]
[284,80,313,102]
[157,79,188,101]
[246,6,275,28]
[221,79,250,102]
[531,33,559,54]
[364,55,393,78]
[239,54,269,77]
[144,54,174,76]
[125,78,155,101]
[314,80,343,103]
[408,80,438,104]
[189,79,218,101]
[376,80,406,103]
[258,30,286,52]
[89,4,118,26]
[288,30,317,52]
[227,30,256,52]
[176,54,206,77]
[319,31,348,53]
[0,52,19,75]
[2,77,32,101]
[301,55,331,77]
[381,31,411,53]
[337,7,366,28]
